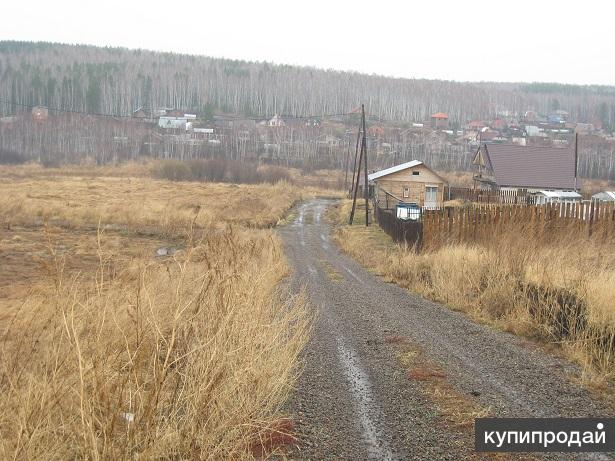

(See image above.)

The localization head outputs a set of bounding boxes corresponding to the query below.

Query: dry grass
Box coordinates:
[0,226,175,313]
[0,174,298,233]
[0,161,153,180]
[0,164,342,233]
[0,165,319,459]
[331,200,615,382]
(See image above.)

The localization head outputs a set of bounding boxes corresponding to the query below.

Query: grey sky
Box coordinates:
[3,0,614,85]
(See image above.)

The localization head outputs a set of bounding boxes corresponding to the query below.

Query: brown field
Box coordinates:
[1,172,297,232]
[0,163,331,459]
[0,226,174,313]
[331,199,615,384]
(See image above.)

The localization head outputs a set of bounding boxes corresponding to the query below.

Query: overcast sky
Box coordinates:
[3,0,614,85]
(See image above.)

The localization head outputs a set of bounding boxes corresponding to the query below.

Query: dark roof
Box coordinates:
[482,144,580,189]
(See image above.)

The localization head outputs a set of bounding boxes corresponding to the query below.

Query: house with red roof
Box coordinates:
[467,120,485,131]
[430,112,449,129]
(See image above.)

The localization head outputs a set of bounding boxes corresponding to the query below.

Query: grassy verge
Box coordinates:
[0,165,330,458]
[330,200,615,386]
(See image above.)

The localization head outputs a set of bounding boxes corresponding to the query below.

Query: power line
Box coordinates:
[0,98,355,122]
[0,98,141,119]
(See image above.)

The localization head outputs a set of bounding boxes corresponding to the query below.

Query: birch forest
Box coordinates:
[1,41,615,178]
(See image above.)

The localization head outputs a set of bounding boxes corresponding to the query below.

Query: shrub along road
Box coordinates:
[279,199,614,460]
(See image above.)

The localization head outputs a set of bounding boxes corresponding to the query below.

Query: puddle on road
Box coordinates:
[293,204,307,227]
[314,203,326,223]
[342,265,362,283]
[336,337,396,461]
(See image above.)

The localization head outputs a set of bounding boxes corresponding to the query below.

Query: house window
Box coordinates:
[412,171,420,176]
[425,186,438,206]
[403,187,410,198]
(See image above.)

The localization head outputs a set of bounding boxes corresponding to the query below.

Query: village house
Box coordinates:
[267,114,286,127]
[523,110,539,122]
[467,120,485,131]
[367,125,385,138]
[473,143,581,193]
[368,160,447,210]
[133,107,147,118]
[158,116,190,130]
[430,112,449,129]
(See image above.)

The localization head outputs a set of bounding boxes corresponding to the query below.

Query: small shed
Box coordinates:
[533,190,582,205]
[592,191,615,202]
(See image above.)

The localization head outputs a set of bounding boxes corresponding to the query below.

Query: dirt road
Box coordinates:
[279,199,613,460]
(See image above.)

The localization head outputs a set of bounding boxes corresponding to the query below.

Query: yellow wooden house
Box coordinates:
[368,160,447,209]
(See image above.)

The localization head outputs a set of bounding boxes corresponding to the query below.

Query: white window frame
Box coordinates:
[425,185,439,203]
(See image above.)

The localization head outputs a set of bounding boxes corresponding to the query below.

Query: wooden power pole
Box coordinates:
[349,104,370,226]
[349,122,362,197]
[574,133,579,191]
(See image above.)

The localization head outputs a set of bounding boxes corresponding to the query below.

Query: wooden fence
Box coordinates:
[374,205,423,248]
[423,201,615,250]
[445,187,536,204]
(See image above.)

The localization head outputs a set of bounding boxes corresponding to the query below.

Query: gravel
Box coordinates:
[278,199,614,461]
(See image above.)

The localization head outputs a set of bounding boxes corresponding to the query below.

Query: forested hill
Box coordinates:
[1,40,615,126]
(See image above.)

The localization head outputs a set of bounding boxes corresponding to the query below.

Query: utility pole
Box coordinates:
[349,131,363,224]
[349,104,370,226]
[349,123,362,197]
[343,138,351,191]
[574,133,579,191]
[362,104,369,226]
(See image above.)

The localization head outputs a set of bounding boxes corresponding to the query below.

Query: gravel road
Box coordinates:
[278,199,614,461]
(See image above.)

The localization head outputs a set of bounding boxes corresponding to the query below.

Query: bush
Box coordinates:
[0,149,25,165]
[151,159,192,181]
[152,159,294,185]
[188,158,226,182]
[227,160,261,184]
[258,165,292,184]
[41,156,62,168]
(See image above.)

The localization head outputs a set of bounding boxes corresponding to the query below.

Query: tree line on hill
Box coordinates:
[2,41,615,127]
[1,41,615,180]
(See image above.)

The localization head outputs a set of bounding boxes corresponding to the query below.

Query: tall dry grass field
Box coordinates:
[0,165,313,459]
[332,200,615,383]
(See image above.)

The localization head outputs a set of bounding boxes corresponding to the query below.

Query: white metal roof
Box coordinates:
[536,190,582,199]
[367,160,423,181]
[592,191,615,200]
